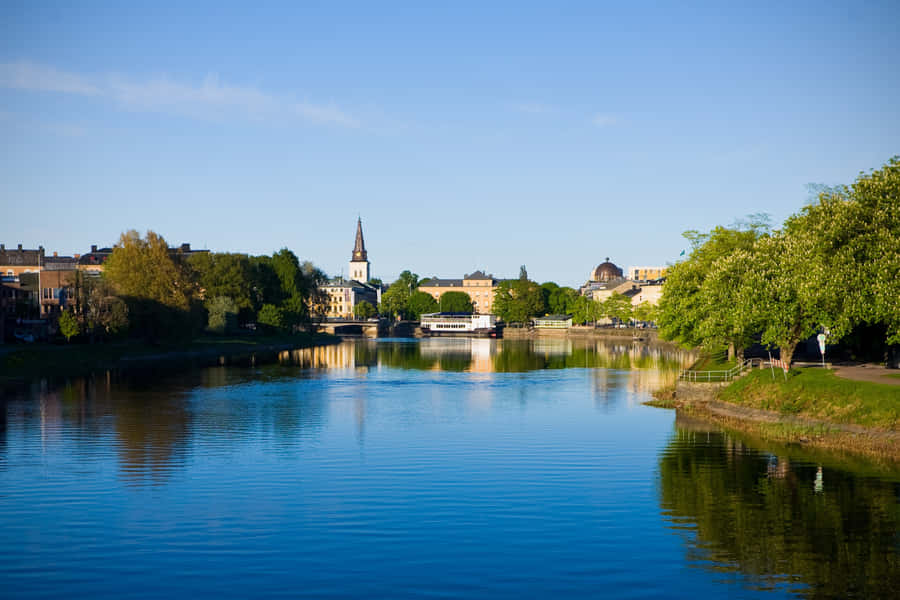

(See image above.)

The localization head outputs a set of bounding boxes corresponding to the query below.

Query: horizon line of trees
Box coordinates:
[60,230,329,342]
[657,156,899,367]
[375,264,654,326]
[59,153,899,350]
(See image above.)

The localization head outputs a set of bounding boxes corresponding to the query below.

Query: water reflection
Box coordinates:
[2,339,899,598]
[2,340,690,483]
[659,414,900,598]
[276,339,694,415]
[281,338,694,381]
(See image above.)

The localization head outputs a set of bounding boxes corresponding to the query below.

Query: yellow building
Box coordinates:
[418,271,500,314]
[321,278,380,318]
[627,266,667,281]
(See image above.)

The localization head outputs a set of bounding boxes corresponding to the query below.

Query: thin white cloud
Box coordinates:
[108,74,279,117]
[0,61,101,96]
[292,101,359,127]
[513,102,556,115]
[591,113,618,127]
[0,61,358,127]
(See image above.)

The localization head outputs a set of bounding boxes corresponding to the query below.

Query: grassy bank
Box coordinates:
[718,368,899,430]
[687,352,737,372]
[0,332,339,383]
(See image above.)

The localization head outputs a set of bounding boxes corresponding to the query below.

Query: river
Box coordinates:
[1,338,897,598]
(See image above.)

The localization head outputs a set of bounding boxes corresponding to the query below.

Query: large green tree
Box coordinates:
[353,300,377,319]
[83,277,129,340]
[541,283,580,316]
[257,303,285,332]
[407,291,439,319]
[188,252,254,313]
[747,158,900,364]
[104,230,197,310]
[439,291,474,313]
[801,158,900,345]
[570,294,601,325]
[633,301,657,325]
[658,158,900,366]
[206,296,239,334]
[378,270,420,319]
[103,230,203,340]
[493,273,547,323]
[657,221,769,357]
[695,248,761,359]
[600,292,633,325]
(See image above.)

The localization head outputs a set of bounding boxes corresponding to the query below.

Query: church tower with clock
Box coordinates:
[349,218,370,282]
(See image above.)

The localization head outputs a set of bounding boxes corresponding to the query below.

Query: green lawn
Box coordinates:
[688,351,738,372]
[719,368,900,430]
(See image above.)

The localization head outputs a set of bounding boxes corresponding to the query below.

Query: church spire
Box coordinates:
[352,217,367,261]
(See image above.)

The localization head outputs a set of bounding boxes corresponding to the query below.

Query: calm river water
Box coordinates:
[1,339,898,599]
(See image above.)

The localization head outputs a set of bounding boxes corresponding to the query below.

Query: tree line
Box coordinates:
[657,157,899,366]
[62,230,328,342]
[375,264,654,326]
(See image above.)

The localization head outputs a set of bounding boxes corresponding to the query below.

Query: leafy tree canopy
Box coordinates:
[439,291,474,313]
[104,230,197,310]
[407,291,439,319]
[58,309,80,342]
[258,303,285,332]
[206,296,239,335]
[189,252,254,311]
[378,270,421,319]
[658,156,900,364]
[354,300,377,319]
[600,292,633,324]
[493,277,547,323]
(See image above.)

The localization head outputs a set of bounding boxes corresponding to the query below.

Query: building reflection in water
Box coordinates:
[277,339,693,382]
[277,338,693,418]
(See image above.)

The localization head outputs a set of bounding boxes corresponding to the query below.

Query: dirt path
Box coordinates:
[832,363,900,386]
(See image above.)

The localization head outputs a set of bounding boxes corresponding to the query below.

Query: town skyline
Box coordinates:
[3,2,899,286]
[0,221,662,291]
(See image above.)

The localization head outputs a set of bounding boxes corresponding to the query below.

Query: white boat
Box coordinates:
[419,313,499,337]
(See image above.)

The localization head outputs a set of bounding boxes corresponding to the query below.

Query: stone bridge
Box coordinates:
[316,319,388,338]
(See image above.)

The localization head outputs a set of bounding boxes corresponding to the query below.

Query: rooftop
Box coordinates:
[419,278,463,287]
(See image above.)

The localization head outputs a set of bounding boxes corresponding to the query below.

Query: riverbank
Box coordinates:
[0,332,341,384]
[649,367,900,461]
[673,411,900,477]
[503,326,662,342]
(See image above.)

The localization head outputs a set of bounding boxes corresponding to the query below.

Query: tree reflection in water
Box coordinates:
[658,415,900,598]
[279,338,693,376]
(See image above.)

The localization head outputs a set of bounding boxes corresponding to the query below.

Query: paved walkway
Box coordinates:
[832,363,900,386]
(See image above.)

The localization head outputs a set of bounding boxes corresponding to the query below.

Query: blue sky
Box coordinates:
[2,1,898,287]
